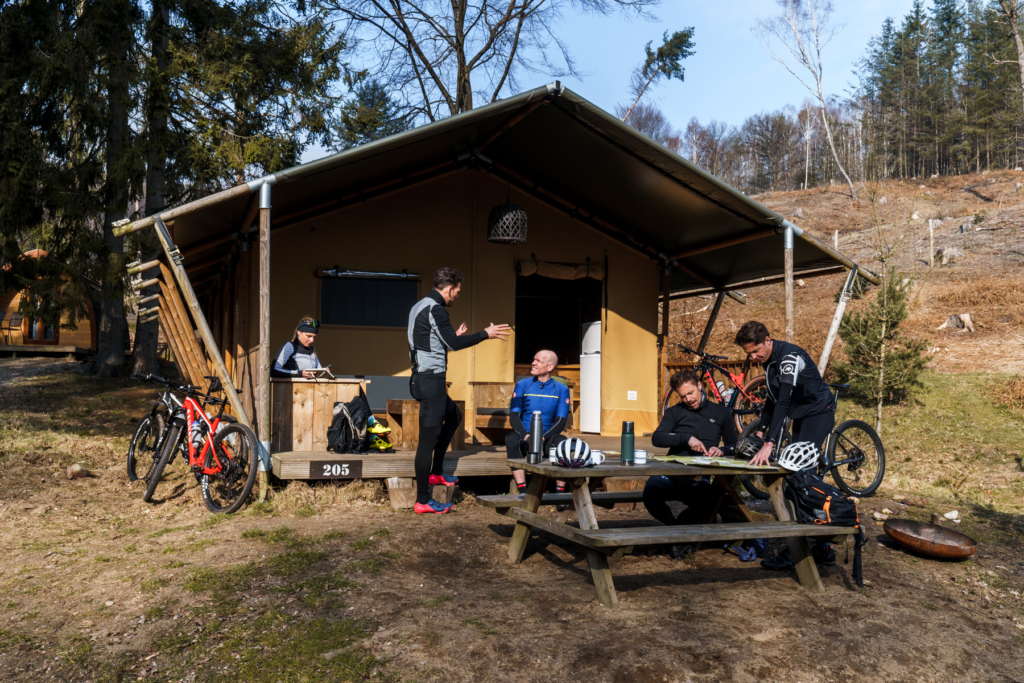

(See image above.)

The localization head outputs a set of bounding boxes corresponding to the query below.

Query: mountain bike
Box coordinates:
[666,344,768,433]
[738,383,886,499]
[142,379,258,514]
[127,375,185,483]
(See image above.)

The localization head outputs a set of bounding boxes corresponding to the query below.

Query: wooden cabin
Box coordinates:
[0,249,97,355]
[114,83,876,487]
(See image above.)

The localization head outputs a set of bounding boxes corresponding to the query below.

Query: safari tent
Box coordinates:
[114,83,877,484]
[0,249,98,355]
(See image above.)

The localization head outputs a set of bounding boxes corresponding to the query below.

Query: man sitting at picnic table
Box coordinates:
[643,369,742,558]
[506,350,570,493]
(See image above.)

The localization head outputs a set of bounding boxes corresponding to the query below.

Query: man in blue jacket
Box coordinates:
[506,350,571,492]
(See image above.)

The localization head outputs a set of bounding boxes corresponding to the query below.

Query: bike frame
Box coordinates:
[665,346,764,418]
[180,396,227,477]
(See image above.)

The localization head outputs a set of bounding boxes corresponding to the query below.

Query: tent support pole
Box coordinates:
[696,291,726,354]
[256,181,274,501]
[817,269,857,376]
[784,225,795,343]
[659,265,671,418]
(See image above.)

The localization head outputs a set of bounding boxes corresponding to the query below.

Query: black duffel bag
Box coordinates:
[784,470,866,587]
[327,388,371,454]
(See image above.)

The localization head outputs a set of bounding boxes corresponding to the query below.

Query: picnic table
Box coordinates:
[478,459,860,608]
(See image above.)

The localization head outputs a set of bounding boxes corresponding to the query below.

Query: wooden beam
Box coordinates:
[795,229,880,285]
[665,266,847,301]
[131,277,160,291]
[127,259,161,275]
[112,183,251,238]
[257,182,272,495]
[152,217,251,434]
[184,253,231,274]
[696,291,726,354]
[672,262,746,304]
[136,293,160,306]
[157,308,195,387]
[670,228,776,261]
[784,226,794,343]
[157,272,207,389]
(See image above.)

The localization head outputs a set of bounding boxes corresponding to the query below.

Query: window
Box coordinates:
[26,318,56,342]
[320,276,418,327]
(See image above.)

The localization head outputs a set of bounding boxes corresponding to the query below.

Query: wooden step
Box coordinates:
[272,450,511,479]
[573,522,860,548]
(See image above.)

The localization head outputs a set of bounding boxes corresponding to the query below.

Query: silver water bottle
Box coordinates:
[528,411,544,464]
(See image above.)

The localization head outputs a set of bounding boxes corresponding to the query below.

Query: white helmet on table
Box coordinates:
[555,437,591,468]
[778,441,820,472]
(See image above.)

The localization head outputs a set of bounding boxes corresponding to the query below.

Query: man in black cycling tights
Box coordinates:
[735,320,836,568]
[735,320,834,465]
[407,267,510,515]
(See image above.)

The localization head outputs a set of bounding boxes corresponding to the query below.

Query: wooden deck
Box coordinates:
[0,345,90,356]
[271,435,656,480]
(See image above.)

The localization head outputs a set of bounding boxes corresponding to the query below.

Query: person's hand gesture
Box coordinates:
[748,441,773,467]
[455,322,468,336]
[707,446,723,457]
[485,323,511,340]
[302,370,317,379]
[687,436,707,454]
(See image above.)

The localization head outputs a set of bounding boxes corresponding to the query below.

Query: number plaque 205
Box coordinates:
[310,460,363,480]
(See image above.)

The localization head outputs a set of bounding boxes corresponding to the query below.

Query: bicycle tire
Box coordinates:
[738,421,790,500]
[201,423,259,514]
[143,424,181,503]
[127,411,166,482]
[733,375,768,434]
[827,419,885,497]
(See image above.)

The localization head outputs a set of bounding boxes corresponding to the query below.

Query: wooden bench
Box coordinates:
[478,490,644,511]
[386,398,465,452]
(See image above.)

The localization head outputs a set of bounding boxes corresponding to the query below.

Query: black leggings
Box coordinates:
[791,411,835,452]
[410,373,462,504]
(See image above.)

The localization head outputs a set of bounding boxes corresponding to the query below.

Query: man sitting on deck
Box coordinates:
[506,350,570,493]
[643,369,741,557]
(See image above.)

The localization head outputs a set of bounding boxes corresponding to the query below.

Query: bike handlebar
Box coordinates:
[133,374,227,405]
[675,343,728,362]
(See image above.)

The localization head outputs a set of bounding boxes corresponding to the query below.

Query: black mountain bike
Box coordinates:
[127,375,185,483]
[738,383,886,499]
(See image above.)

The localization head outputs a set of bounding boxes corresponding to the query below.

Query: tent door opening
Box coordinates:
[514,274,602,366]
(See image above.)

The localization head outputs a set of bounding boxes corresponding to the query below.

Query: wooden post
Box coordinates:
[221,259,235,387]
[256,181,273,500]
[151,216,252,437]
[234,241,250,385]
[659,265,671,418]
[817,269,857,377]
[928,219,937,268]
[784,225,795,343]
[696,291,726,354]
[833,230,838,249]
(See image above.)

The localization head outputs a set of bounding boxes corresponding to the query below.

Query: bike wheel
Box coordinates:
[733,375,768,433]
[738,421,790,500]
[201,423,258,514]
[127,411,165,482]
[827,419,885,497]
[143,424,181,503]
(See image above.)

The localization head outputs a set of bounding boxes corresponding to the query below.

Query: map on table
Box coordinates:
[653,455,769,470]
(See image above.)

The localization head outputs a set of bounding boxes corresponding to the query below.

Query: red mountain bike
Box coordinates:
[665,344,768,433]
[142,378,258,514]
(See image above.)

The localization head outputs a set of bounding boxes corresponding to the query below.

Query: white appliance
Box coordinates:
[580,321,602,433]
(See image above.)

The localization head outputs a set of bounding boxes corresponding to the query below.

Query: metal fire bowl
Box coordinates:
[883,519,977,559]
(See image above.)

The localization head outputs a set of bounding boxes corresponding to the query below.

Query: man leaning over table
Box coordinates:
[642,368,743,559]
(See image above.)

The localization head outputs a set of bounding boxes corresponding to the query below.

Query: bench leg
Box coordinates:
[571,478,619,609]
[508,473,548,564]
[767,476,824,592]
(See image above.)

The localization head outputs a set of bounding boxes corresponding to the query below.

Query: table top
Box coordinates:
[271,377,368,384]
[509,459,786,477]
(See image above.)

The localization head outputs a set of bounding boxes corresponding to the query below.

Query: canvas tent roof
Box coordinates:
[120,83,876,295]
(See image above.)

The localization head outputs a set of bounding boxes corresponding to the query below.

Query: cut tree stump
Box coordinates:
[937,313,975,333]
[386,477,415,509]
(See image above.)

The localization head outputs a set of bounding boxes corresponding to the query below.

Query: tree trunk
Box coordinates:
[453,0,472,114]
[819,106,858,201]
[999,0,1024,118]
[131,1,169,377]
[96,5,133,378]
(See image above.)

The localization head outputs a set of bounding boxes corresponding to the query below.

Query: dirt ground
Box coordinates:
[2,361,1023,682]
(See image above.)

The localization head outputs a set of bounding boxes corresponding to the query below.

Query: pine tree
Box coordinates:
[335,79,410,150]
[832,269,929,435]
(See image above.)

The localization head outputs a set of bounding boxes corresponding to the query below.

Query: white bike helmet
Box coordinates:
[778,441,820,472]
[556,438,591,468]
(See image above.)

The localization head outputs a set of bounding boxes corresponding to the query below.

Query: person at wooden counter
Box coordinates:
[271,317,325,379]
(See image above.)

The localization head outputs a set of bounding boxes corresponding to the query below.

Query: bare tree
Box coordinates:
[615,101,680,152]
[320,0,658,121]
[992,1,1024,118]
[754,0,858,200]
[682,118,732,177]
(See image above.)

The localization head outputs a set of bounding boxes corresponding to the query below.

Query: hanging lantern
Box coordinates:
[487,202,528,244]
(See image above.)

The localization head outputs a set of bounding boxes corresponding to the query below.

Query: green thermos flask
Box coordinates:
[621,421,635,466]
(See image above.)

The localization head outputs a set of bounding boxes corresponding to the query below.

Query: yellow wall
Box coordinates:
[0,290,95,350]
[254,170,660,433]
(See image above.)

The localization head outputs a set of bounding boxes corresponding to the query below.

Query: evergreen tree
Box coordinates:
[832,269,929,435]
[335,79,410,149]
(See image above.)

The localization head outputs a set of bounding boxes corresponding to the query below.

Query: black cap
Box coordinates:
[622,421,634,434]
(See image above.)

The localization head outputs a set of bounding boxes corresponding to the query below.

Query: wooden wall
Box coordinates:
[0,290,97,350]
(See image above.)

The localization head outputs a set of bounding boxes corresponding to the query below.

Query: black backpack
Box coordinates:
[784,470,866,587]
[327,388,371,454]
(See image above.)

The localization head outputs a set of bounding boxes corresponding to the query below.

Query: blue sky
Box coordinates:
[302,0,920,162]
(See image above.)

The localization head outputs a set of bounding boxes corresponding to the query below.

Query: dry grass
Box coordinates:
[998,375,1024,416]
[269,479,386,515]
[934,278,1024,323]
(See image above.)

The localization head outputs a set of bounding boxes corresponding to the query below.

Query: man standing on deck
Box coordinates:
[407,267,510,515]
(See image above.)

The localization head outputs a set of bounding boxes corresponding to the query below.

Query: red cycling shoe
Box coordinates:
[414,499,454,514]
[428,473,458,487]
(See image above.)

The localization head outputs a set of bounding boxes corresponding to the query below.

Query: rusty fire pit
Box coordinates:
[883,519,977,559]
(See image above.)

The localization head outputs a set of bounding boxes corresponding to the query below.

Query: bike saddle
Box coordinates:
[205,376,223,393]
[708,354,728,361]
[828,383,851,389]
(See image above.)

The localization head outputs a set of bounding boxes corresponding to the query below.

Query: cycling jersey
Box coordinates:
[652,396,737,456]
[758,339,833,443]
[407,289,487,374]
[271,341,320,377]
[509,376,571,434]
